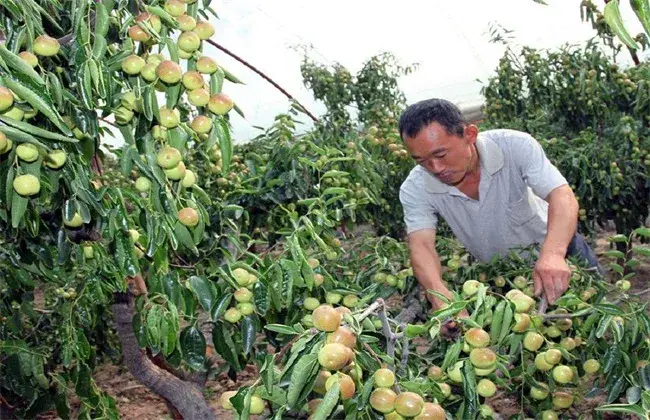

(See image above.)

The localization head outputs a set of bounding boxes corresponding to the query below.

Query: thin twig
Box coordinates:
[631,288,650,297]
[356,298,383,323]
[116,384,145,394]
[362,342,382,366]
[205,39,319,122]
[378,304,396,366]
[398,326,409,376]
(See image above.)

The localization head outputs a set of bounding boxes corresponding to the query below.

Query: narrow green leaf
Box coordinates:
[312,378,339,420]
[188,276,214,312]
[287,354,319,408]
[241,316,256,356]
[180,326,206,371]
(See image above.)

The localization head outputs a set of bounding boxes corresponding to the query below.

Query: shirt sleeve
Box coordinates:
[510,132,568,199]
[399,175,438,234]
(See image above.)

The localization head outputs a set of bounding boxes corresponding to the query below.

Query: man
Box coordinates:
[398,98,602,311]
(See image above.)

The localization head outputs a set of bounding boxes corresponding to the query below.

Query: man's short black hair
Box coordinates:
[398,98,466,140]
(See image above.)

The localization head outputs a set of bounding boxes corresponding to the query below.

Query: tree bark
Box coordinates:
[111,298,217,420]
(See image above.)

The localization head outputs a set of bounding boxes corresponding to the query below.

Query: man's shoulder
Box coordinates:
[480,128,536,147]
[480,128,539,157]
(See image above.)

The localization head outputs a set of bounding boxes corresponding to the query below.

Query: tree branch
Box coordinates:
[205,39,319,122]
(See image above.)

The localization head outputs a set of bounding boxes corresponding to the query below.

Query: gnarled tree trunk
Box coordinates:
[111,297,216,420]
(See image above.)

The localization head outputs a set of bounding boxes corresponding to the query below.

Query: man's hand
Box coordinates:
[533,252,571,304]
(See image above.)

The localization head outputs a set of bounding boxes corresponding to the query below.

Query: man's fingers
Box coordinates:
[545,276,557,304]
[533,270,543,297]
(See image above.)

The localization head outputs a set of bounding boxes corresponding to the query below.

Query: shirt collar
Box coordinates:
[423,135,504,194]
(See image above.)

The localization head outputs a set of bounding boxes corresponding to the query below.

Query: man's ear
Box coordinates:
[464,124,479,143]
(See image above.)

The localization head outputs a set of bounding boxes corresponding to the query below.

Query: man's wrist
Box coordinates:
[540,242,568,259]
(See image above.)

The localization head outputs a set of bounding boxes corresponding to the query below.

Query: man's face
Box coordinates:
[404,122,478,186]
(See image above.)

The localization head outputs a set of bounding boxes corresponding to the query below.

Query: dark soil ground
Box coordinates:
[35,228,649,420]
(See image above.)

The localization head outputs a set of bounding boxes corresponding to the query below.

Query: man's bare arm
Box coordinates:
[534,184,579,303]
[407,229,454,310]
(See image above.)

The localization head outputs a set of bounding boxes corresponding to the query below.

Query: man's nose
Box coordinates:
[427,158,443,174]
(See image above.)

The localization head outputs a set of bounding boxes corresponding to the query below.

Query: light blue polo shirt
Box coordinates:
[399,129,568,263]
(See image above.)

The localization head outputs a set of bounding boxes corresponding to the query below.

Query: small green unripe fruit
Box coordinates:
[438,382,451,399]
[164,161,186,180]
[193,20,215,40]
[33,35,60,56]
[232,268,250,286]
[313,273,324,286]
[369,387,397,414]
[513,275,528,289]
[156,61,183,84]
[234,288,253,303]
[64,212,84,228]
[544,349,562,365]
[477,379,496,398]
[140,62,158,82]
[307,258,320,268]
[237,302,254,316]
[83,245,94,259]
[188,88,210,107]
[552,365,573,384]
[414,402,446,420]
[312,304,342,332]
[462,280,480,296]
[343,294,359,308]
[560,337,576,351]
[157,107,180,128]
[318,343,351,371]
[494,276,506,287]
[208,93,234,115]
[0,87,14,111]
[122,55,146,75]
[326,326,357,349]
[164,0,186,17]
[325,292,342,305]
[45,150,67,169]
[530,384,549,400]
[325,372,355,400]
[313,370,331,394]
[16,143,39,162]
[156,147,182,169]
[13,174,40,196]
[134,176,151,192]
[196,56,218,74]
[178,49,193,59]
[447,361,463,383]
[178,31,201,52]
[545,326,562,338]
[374,368,395,388]
[470,348,497,369]
[394,392,425,418]
[220,391,237,409]
[534,353,553,371]
[182,70,204,90]
[523,331,544,352]
[181,170,196,188]
[136,12,162,33]
[224,308,241,323]
[465,328,490,348]
[386,274,397,287]
[18,51,38,68]
[511,293,535,313]
[583,359,600,374]
[178,207,199,227]
[128,25,151,42]
[511,313,530,332]
[301,314,313,327]
[552,392,574,409]
[114,107,135,125]
[304,297,320,311]
[541,410,558,420]
[427,365,443,380]
[249,395,264,415]
[190,115,212,134]
[2,106,24,121]
[177,14,197,31]
[616,279,631,291]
